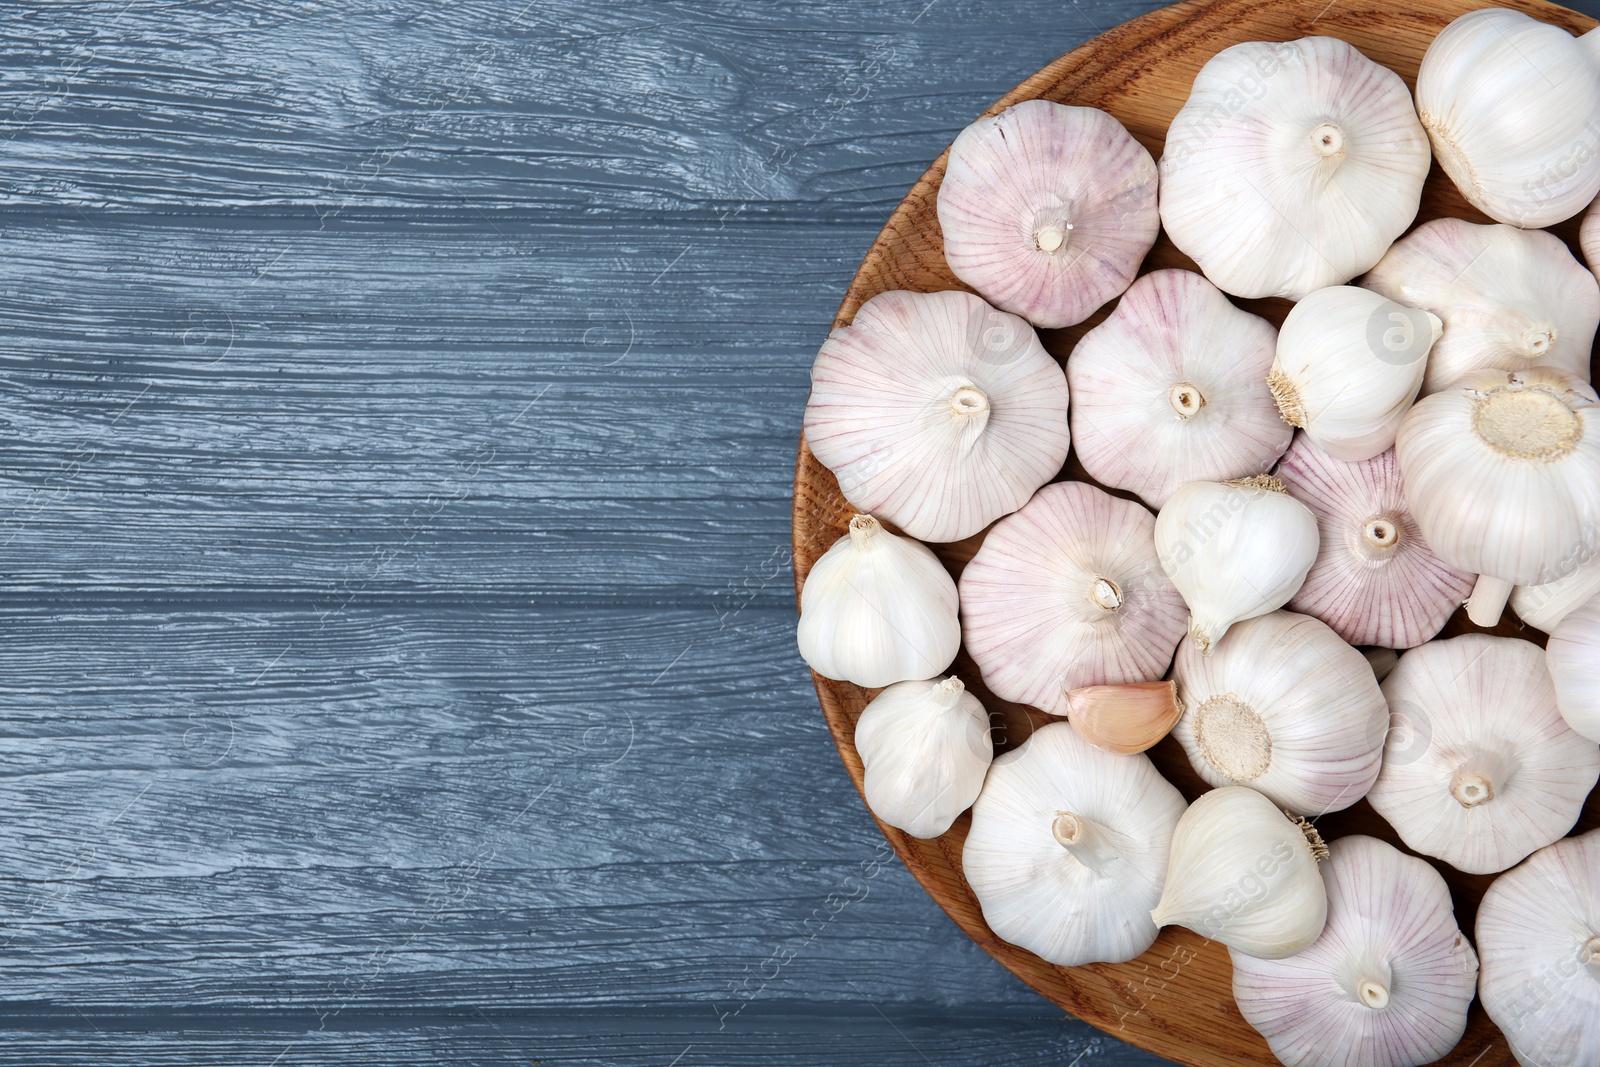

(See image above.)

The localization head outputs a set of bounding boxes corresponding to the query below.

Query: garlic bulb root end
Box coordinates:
[1266,368,1306,427]
[1291,814,1329,862]
[1473,384,1582,460]
[1466,574,1513,627]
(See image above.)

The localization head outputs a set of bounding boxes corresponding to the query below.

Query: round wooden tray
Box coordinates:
[790,0,1600,1063]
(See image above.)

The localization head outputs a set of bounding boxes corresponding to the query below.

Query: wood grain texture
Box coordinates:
[792,0,1600,1064]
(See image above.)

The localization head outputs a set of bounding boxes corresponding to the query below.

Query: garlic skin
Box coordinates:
[1275,437,1474,649]
[804,288,1071,543]
[1065,680,1183,756]
[1269,286,1438,462]
[960,481,1188,714]
[1159,37,1429,300]
[1150,785,1328,960]
[796,515,960,688]
[1153,477,1319,654]
[1546,597,1600,743]
[938,100,1158,329]
[1367,634,1600,875]
[1512,549,1600,633]
[963,721,1186,966]
[1360,218,1600,395]
[1067,269,1291,509]
[1170,611,1388,815]
[1416,9,1600,228]
[1231,835,1478,1067]
[1477,829,1600,1067]
[854,676,993,839]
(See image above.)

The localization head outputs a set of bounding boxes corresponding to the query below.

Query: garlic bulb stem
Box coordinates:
[1089,577,1123,611]
[1451,769,1495,808]
[1052,811,1127,877]
[1466,574,1514,627]
[1357,979,1390,1010]
[1523,326,1555,357]
[848,513,880,544]
[1169,382,1206,419]
[947,385,990,418]
[1034,223,1071,254]
[1584,936,1600,966]
[1309,122,1346,159]
[1358,517,1400,557]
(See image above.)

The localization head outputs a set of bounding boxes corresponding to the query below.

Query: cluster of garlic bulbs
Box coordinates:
[796,14,1600,1064]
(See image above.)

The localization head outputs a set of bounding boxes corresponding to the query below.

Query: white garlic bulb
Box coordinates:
[960,481,1187,713]
[937,100,1159,329]
[1396,366,1600,626]
[854,676,993,839]
[804,288,1071,543]
[1477,828,1600,1067]
[1066,269,1291,509]
[1416,9,1600,227]
[1367,634,1600,875]
[1269,286,1438,462]
[1170,611,1388,815]
[796,515,960,688]
[1150,785,1328,960]
[1512,549,1600,633]
[1360,218,1600,395]
[1276,437,1474,648]
[963,721,1186,966]
[1231,835,1478,1067]
[1547,596,1600,743]
[1159,37,1429,300]
[1154,476,1319,654]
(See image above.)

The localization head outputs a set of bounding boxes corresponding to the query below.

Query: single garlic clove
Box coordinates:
[1417,9,1600,228]
[1360,217,1599,395]
[1275,437,1474,649]
[1547,596,1600,743]
[1231,835,1478,1067]
[1170,611,1389,815]
[1066,269,1291,509]
[854,675,993,839]
[1512,549,1600,633]
[1269,286,1438,462]
[804,289,1071,544]
[1149,785,1328,960]
[963,721,1187,966]
[960,481,1188,713]
[937,100,1158,329]
[1064,680,1183,755]
[1476,828,1600,1066]
[796,514,960,688]
[1159,38,1429,300]
[1153,476,1319,655]
[1367,634,1600,875]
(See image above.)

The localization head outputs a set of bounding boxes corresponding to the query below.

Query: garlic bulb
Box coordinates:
[1153,476,1319,654]
[963,721,1186,966]
[796,514,960,688]
[1395,366,1600,626]
[854,676,993,839]
[1159,37,1429,300]
[1547,596,1600,743]
[1360,218,1600,395]
[1170,611,1388,815]
[1150,785,1328,960]
[1275,437,1474,648]
[1268,286,1438,462]
[1366,634,1600,875]
[1477,828,1600,1067]
[960,481,1187,713]
[937,100,1158,329]
[1416,9,1600,227]
[1231,835,1478,1067]
[804,288,1071,543]
[1066,269,1291,508]
[1064,680,1183,755]
[1512,550,1600,633]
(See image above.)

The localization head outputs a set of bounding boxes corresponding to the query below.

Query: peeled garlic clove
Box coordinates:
[796,514,960,688]
[1171,611,1388,815]
[1547,597,1600,743]
[963,721,1186,966]
[1276,437,1474,649]
[1367,634,1600,875]
[1066,269,1291,509]
[1395,366,1600,626]
[960,481,1188,713]
[937,100,1158,329]
[1512,550,1600,633]
[1417,9,1600,227]
[1150,785,1328,960]
[1159,38,1429,300]
[1269,287,1438,462]
[1065,680,1183,755]
[1153,476,1319,654]
[854,676,993,839]
[1231,835,1478,1067]
[1476,828,1600,1066]
[804,289,1070,543]
[1360,218,1600,395]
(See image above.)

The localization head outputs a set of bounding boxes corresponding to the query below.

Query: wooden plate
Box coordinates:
[791,0,1600,1063]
